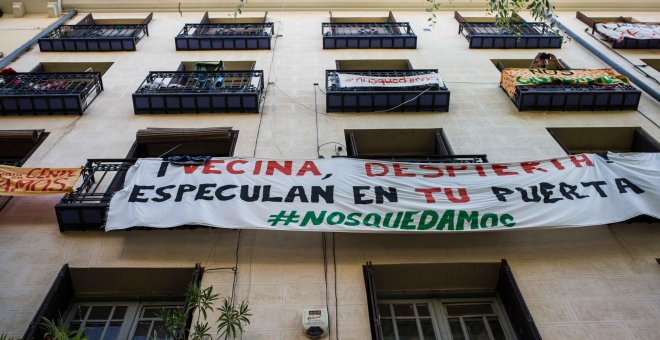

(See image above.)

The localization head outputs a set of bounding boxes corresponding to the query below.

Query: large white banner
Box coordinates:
[337,73,445,88]
[106,153,660,232]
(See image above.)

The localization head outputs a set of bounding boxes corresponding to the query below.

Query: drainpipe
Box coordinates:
[550,17,660,102]
[0,9,77,69]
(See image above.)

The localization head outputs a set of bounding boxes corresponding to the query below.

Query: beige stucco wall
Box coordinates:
[0,10,659,339]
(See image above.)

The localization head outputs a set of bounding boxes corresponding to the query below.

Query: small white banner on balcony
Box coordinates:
[336,73,444,88]
[105,153,660,232]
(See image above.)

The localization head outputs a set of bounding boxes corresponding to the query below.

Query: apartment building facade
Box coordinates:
[0,0,659,339]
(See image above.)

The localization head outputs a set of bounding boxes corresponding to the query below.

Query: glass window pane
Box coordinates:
[378,304,392,317]
[487,316,507,340]
[142,307,162,318]
[416,303,430,317]
[381,319,396,340]
[88,306,113,319]
[152,323,172,340]
[392,303,415,317]
[71,306,89,321]
[396,320,420,340]
[82,322,106,340]
[103,322,122,340]
[112,306,127,319]
[419,318,436,337]
[445,303,494,316]
[448,319,466,340]
[132,321,151,340]
[464,317,490,340]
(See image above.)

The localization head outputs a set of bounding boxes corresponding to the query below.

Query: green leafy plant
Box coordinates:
[0,333,18,340]
[40,317,87,340]
[216,298,251,340]
[427,0,557,28]
[232,0,248,18]
[159,283,219,340]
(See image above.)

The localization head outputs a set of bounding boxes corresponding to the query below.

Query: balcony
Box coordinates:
[0,72,103,115]
[326,70,449,113]
[56,159,133,232]
[322,22,417,49]
[577,12,659,49]
[499,67,641,111]
[38,13,152,52]
[132,70,264,114]
[455,12,561,49]
[511,84,641,111]
[176,23,274,50]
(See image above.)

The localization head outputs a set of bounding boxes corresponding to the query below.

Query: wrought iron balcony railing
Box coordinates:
[325,70,449,112]
[511,84,641,111]
[322,22,417,49]
[39,24,149,51]
[176,23,274,50]
[56,159,134,231]
[133,70,264,114]
[0,72,103,115]
[458,22,562,49]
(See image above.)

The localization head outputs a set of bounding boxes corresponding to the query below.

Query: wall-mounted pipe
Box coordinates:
[550,17,659,102]
[0,9,77,69]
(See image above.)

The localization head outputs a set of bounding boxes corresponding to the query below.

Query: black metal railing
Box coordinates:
[0,72,103,115]
[459,22,562,48]
[511,84,641,111]
[325,70,449,112]
[353,155,489,163]
[176,23,274,50]
[179,23,274,37]
[133,71,264,113]
[39,24,149,51]
[56,159,135,231]
[322,22,417,48]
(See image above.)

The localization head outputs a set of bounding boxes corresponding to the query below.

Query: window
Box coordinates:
[330,11,396,23]
[490,58,569,72]
[364,261,540,340]
[640,59,660,73]
[30,62,114,75]
[127,127,239,158]
[23,265,202,340]
[0,129,49,166]
[65,302,182,339]
[201,11,267,24]
[547,127,660,154]
[0,129,48,210]
[345,129,453,160]
[336,59,412,71]
[76,13,154,26]
[177,61,256,72]
[379,298,514,340]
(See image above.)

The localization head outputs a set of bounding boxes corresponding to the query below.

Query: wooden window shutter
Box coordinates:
[496,259,541,340]
[23,264,75,340]
[363,262,384,340]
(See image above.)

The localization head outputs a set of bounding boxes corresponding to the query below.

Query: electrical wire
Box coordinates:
[231,229,242,305]
[315,83,320,157]
[333,232,339,340]
[252,18,283,157]
[322,233,331,340]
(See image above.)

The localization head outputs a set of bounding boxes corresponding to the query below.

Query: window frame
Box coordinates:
[64,300,184,339]
[378,297,516,340]
[126,128,239,158]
